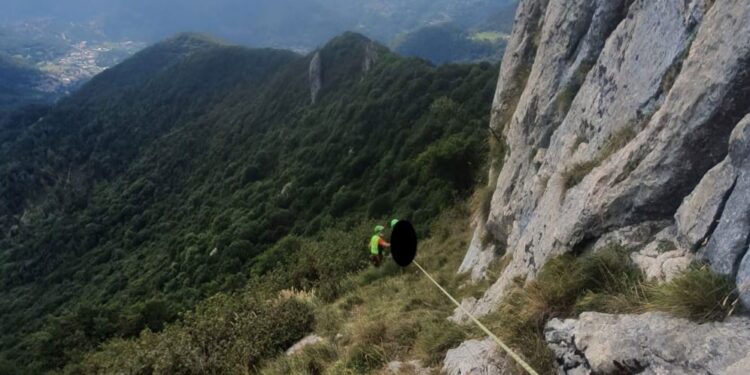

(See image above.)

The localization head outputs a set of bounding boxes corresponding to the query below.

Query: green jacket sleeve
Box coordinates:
[370,235,380,255]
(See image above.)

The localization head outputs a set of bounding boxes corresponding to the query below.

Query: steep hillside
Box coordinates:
[0,32,498,372]
[451,0,750,373]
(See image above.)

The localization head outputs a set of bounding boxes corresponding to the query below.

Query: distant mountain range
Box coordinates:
[0,1,518,110]
[1,0,517,50]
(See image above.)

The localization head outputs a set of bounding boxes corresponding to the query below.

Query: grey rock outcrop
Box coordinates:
[545,318,589,375]
[630,226,692,281]
[458,217,499,281]
[442,339,512,375]
[715,116,750,305]
[456,0,750,322]
[702,116,750,277]
[592,221,670,253]
[675,159,737,251]
[285,335,324,355]
[363,41,377,73]
[631,245,692,282]
[545,312,750,374]
[309,51,322,104]
[737,252,750,307]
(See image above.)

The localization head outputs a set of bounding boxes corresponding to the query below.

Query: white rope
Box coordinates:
[412,260,540,375]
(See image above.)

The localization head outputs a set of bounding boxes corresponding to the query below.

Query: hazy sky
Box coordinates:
[0,0,515,48]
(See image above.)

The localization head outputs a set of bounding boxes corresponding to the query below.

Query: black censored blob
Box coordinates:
[390,220,417,267]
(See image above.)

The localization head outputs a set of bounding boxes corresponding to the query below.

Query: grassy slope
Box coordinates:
[255,221,737,375]
[256,200,521,374]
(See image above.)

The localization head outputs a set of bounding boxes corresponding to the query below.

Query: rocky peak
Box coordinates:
[309,50,322,104]
[307,32,385,105]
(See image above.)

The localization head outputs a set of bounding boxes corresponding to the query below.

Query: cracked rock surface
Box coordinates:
[443,339,513,375]
[545,312,750,374]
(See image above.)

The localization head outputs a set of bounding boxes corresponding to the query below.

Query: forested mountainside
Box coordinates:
[0,32,498,372]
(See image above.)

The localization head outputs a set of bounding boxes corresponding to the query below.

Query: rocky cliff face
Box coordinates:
[458,0,750,317]
[309,51,322,104]
[453,0,750,372]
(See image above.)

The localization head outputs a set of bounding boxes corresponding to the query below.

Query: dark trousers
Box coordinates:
[370,253,383,267]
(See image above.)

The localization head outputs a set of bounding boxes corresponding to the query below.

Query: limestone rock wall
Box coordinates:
[458,0,750,319]
[309,51,322,104]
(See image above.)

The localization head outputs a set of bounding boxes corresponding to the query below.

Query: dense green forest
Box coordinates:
[0,32,497,372]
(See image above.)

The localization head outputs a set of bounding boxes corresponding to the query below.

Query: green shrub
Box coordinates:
[415,134,482,193]
[73,293,315,374]
[0,359,20,375]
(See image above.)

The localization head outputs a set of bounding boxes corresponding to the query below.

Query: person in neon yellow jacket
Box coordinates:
[369,225,390,267]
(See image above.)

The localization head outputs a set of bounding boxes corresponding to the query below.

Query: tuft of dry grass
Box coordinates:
[646,266,737,322]
[278,288,316,303]
[482,246,648,373]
